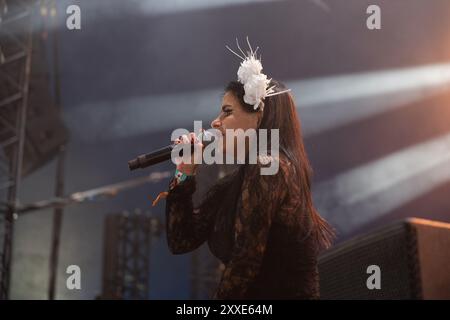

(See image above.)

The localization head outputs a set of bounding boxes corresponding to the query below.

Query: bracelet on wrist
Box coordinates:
[174,168,193,182]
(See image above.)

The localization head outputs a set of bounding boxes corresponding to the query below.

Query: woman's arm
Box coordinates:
[165,131,215,254]
[215,158,289,299]
[165,175,217,254]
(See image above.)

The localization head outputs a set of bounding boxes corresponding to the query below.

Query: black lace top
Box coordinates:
[165,157,322,299]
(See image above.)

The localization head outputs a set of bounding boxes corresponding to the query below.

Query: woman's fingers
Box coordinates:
[181,134,190,144]
[173,132,201,173]
[189,132,199,144]
[176,133,203,147]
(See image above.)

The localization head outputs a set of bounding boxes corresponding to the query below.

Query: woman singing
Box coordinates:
[163,40,334,299]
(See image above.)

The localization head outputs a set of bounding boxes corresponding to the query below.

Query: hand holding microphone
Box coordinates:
[128,129,215,171]
[173,132,204,175]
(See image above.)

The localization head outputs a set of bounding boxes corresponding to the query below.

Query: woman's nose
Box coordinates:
[211,118,221,129]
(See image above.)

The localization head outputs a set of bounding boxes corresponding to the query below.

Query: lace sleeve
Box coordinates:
[165,176,217,254]
[215,158,291,299]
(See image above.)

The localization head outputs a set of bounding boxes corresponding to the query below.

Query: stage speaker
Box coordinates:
[318,218,450,299]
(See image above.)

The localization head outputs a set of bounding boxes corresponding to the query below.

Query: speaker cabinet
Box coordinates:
[318,218,450,299]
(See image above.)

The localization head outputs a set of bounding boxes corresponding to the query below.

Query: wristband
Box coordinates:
[174,168,191,183]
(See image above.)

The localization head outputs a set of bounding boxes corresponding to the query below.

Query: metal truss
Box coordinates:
[0,0,35,300]
[101,210,164,300]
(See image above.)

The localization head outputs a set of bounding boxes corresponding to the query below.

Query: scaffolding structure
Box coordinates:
[0,0,65,299]
[101,210,164,299]
[0,0,35,300]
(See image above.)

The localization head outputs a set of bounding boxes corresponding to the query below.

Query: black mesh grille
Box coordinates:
[318,221,420,299]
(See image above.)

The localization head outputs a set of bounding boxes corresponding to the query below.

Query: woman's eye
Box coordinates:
[223,109,232,115]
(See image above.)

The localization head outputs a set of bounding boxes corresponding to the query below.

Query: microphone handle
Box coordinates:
[128,144,196,171]
[128,145,173,171]
[128,130,215,171]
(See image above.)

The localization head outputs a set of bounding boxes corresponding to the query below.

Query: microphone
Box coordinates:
[128,130,216,171]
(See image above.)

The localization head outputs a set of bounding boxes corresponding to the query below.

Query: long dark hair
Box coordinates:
[223,80,335,249]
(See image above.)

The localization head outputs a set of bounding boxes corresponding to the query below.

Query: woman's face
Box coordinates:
[210,91,261,156]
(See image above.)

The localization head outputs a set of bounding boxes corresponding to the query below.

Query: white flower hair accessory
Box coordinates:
[226,37,291,110]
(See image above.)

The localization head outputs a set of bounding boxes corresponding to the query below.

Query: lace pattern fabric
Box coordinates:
[165,157,321,299]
